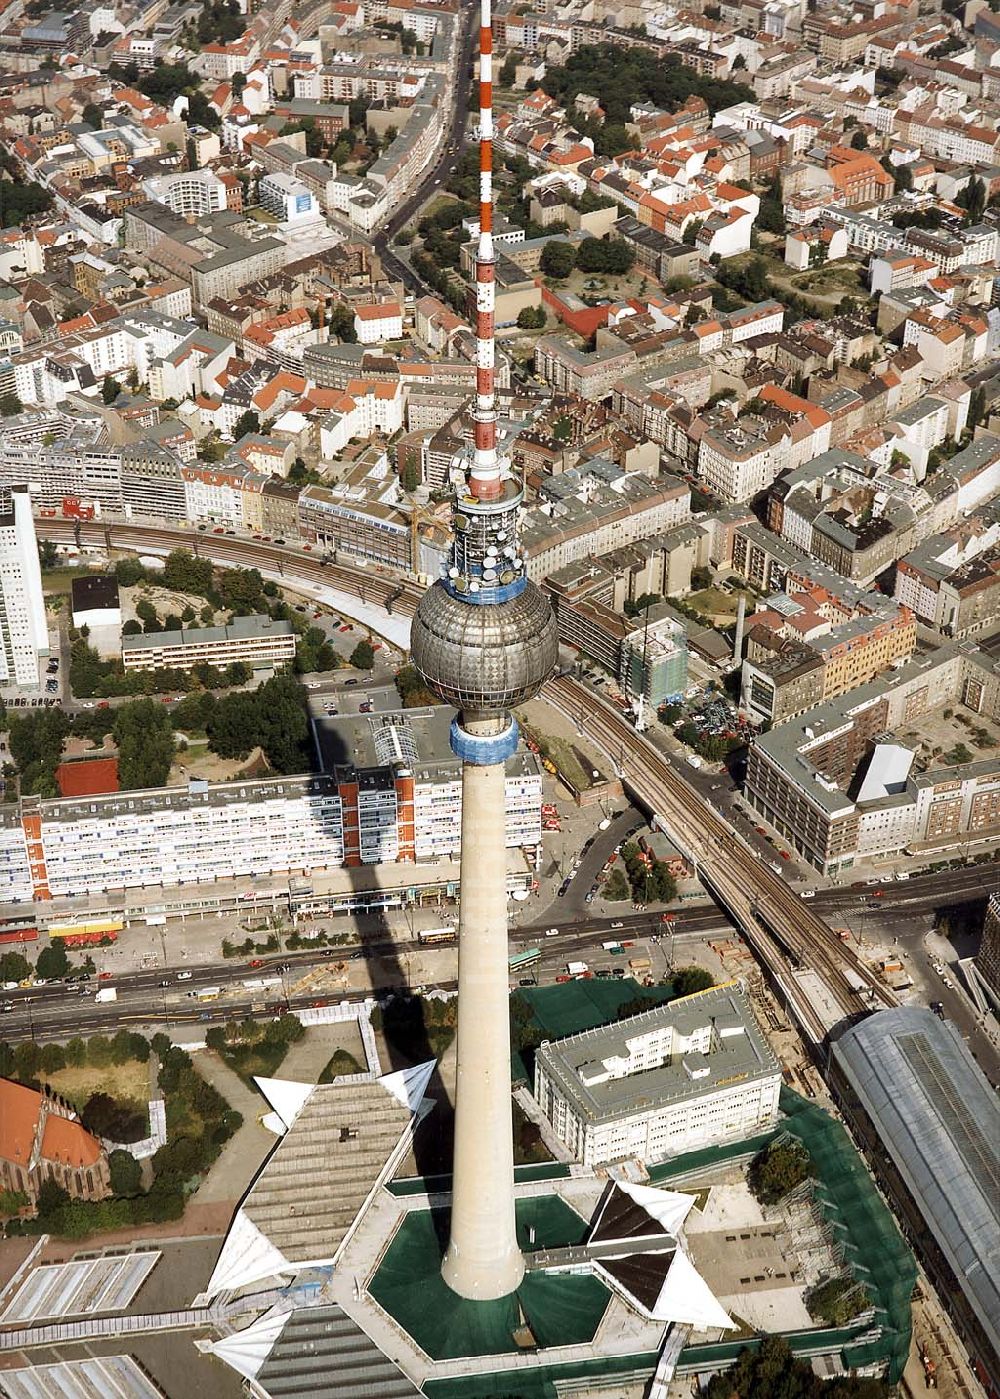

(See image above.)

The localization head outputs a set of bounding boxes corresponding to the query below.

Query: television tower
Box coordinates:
[409,0,559,1302]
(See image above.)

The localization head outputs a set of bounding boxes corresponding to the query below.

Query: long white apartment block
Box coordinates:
[0,487,48,689]
[3,710,542,905]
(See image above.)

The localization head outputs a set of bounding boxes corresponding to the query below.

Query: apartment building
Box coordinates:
[0,487,47,690]
[533,984,781,1167]
[534,335,638,402]
[744,644,1000,873]
[3,709,542,903]
[142,169,228,217]
[895,523,1000,640]
[697,421,790,502]
[522,467,691,581]
[297,482,412,571]
[741,604,916,722]
[121,615,296,674]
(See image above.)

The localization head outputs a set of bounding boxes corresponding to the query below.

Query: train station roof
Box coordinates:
[832,1008,1000,1361]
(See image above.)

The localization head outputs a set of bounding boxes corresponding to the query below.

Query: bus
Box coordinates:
[509,948,541,972]
[419,927,457,945]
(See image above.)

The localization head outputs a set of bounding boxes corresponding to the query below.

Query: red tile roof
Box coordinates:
[55,757,120,798]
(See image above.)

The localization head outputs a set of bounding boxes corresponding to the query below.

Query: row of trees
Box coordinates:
[538,43,755,129]
[68,633,255,702]
[703,1337,890,1399]
[604,841,678,905]
[540,236,635,280]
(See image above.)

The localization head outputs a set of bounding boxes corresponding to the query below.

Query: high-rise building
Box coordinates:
[0,487,47,690]
[409,0,559,1302]
[974,893,1000,1003]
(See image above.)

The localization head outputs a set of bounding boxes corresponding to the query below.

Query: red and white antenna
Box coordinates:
[470,0,501,502]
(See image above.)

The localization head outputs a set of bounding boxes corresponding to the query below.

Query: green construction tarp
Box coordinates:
[512,978,675,1081]
[368,1204,610,1361]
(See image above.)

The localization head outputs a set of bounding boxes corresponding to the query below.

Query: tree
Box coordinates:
[231,410,261,441]
[807,1276,869,1327]
[672,965,714,996]
[893,161,913,193]
[329,303,357,342]
[231,70,246,98]
[604,868,630,901]
[82,1092,146,1143]
[517,304,546,329]
[82,103,104,129]
[850,127,868,150]
[101,375,122,405]
[748,1138,812,1205]
[499,52,519,86]
[0,392,22,416]
[350,639,375,670]
[540,240,576,279]
[109,1149,143,1197]
[38,1042,66,1075]
[682,217,704,246]
[401,458,420,491]
[969,385,987,428]
[163,549,216,598]
[0,952,30,983]
[691,565,713,589]
[37,538,59,570]
[756,175,785,235]
[957,175,987,223]
[36,942,70,981]
[113,700,176,790]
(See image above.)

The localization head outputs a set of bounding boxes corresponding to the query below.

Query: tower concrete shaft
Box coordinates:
[441,717,524,1299]
[407,0,559,1306]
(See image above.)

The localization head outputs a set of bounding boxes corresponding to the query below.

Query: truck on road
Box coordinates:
[95,987,117,1004]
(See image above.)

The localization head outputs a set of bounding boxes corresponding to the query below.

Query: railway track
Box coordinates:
[545,675,897,1042]
[39,517,894,1041]
[39,519,425,621]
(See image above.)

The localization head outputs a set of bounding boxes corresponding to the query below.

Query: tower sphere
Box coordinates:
[410,579,558,719]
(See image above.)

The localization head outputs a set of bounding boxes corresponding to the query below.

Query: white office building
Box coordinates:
[258,173,321,225]
[142,169,228,218]
[534,983,782,1167]
[0,487,47,689]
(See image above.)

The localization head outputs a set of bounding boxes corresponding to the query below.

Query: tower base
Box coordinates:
[441,1236,525,1302]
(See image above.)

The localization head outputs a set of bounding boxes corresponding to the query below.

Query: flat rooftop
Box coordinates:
[536,983,779,1126]
[121,614,293,652]
[833,1007,1000,1361]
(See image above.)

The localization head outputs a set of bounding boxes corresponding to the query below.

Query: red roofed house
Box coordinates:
[354,302,403,345]
[0,1078,111,1208]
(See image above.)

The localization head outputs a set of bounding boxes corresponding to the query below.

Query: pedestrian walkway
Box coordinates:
[190,1055,274,1207]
